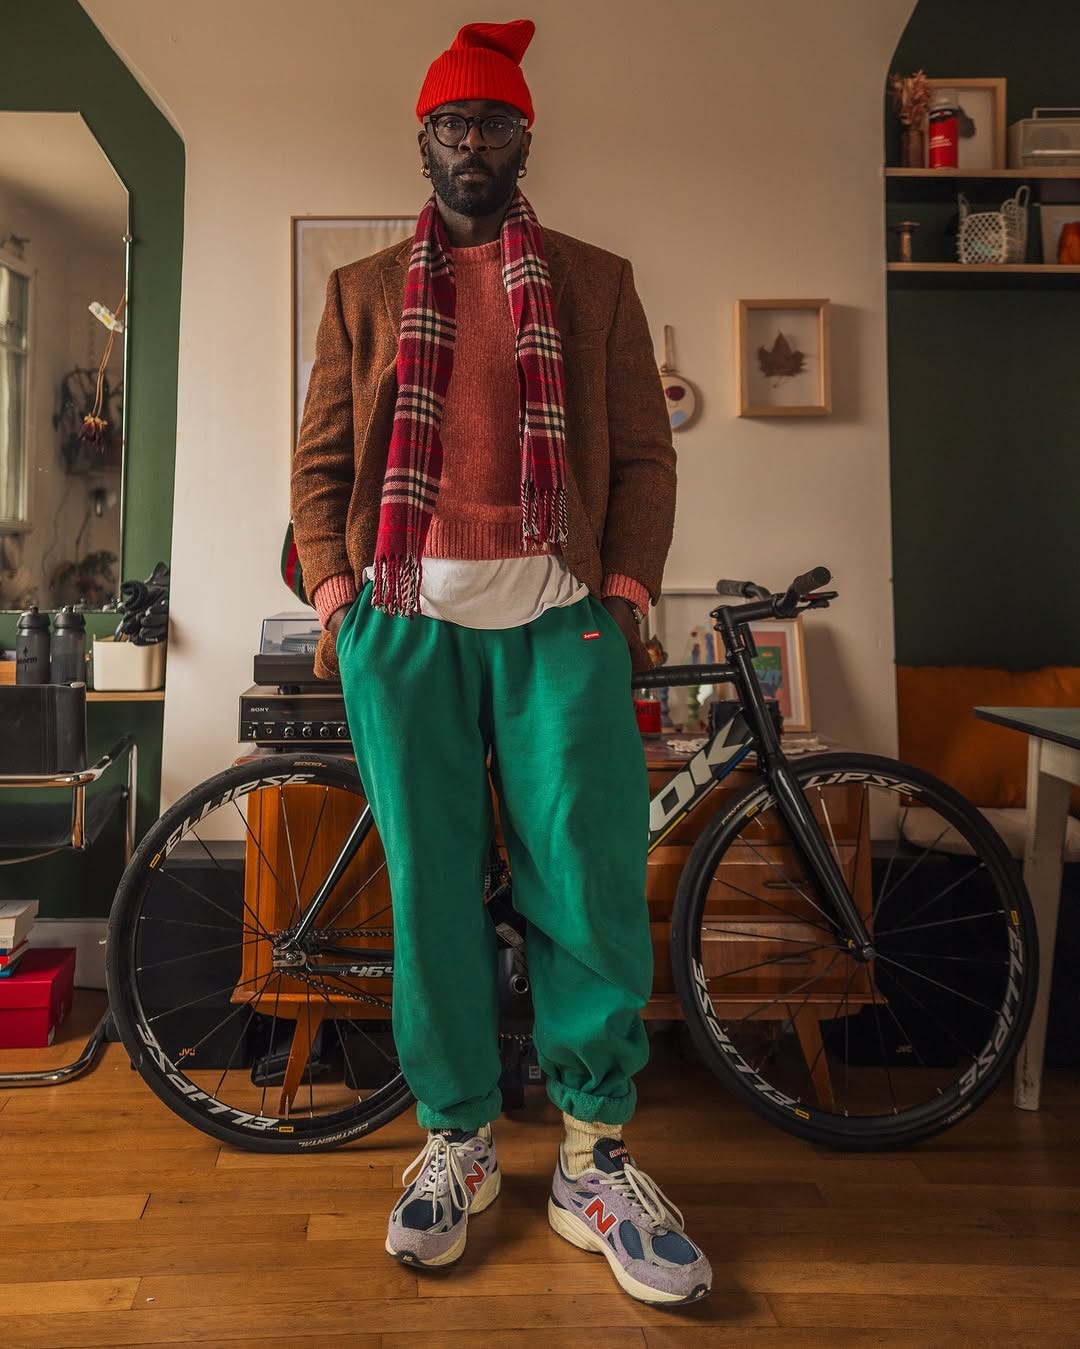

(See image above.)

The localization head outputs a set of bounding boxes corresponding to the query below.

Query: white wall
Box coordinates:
[81,0,914,807]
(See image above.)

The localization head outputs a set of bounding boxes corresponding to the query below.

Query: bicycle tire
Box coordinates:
[106,753,414,1152]
[671,752,1038,1150]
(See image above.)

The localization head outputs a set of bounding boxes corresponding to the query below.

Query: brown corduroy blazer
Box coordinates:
[291,227,677,679]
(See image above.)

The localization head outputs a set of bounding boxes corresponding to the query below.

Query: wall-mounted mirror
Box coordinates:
[0,112,128,612]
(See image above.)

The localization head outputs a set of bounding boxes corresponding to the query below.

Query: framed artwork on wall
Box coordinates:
[748,617,811,732]
[291,215,417,440]
[736,299,831,418]
[922,78,1007,170]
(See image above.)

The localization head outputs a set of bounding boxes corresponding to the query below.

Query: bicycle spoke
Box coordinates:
[867,970,900,1115]
[144,970,277,1023]
[879,909,1002,938]
[321,857,390,933]
[880,861,988,934]
[147,859,273,945]
[296,786,330,899]
[700,923,825,947]
[707,867,835,936]
[875,953,1003,1016]
[278,789,305,924]
[740,828,837,931]
[137,937,261,973]
[231,798,294,920]
[728,949,843,1027]
[876,827,951,914]
[707,942,837,984]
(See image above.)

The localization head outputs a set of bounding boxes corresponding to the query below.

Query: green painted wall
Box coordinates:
[889,0,1080,668]
[0,0,183,916]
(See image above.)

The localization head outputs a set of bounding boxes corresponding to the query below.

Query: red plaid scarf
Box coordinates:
[371,190,568,616]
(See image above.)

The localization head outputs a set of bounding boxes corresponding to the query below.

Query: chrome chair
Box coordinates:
[0,691,136,1087]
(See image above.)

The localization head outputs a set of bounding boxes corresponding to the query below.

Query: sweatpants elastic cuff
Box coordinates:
[546,1078,637,1125]
[416,1087,502,1133]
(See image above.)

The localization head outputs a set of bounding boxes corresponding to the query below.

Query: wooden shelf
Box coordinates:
[885,166,1080,205]
[886,168,1080,180]
[86,689,165,702]
[887,262,1080,288]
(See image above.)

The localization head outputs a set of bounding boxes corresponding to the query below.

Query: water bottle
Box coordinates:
[50,606,87,684]
[15,607,51,684]
[928,88,959,168]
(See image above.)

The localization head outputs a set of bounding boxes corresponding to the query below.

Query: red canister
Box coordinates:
[928,89,959,168]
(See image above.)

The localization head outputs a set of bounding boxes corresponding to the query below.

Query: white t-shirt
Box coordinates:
[361,552,589,629]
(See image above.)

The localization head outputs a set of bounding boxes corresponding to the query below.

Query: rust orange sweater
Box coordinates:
[312,240,649,625]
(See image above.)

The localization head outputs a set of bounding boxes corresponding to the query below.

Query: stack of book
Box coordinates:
[0,900,39,978]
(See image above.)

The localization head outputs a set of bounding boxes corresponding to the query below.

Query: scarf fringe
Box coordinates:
[371,554,422,618]
[521,480,568,549]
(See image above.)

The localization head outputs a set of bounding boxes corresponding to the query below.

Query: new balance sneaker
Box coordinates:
[385,1125,500,1268]
[548,1137,711,1305]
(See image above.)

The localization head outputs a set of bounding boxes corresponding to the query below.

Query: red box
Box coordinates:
[0,948,76,1048]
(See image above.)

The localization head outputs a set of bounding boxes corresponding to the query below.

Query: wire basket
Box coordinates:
[958,186,1030,264]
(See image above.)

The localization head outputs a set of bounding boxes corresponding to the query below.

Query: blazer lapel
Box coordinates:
[380,239,412,337]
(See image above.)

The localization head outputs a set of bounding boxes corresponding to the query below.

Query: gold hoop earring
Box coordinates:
[421,165,431,178]
[518,166,528,178]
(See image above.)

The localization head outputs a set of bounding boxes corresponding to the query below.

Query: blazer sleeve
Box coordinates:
[600,259,677,604]
[290,268,355,598]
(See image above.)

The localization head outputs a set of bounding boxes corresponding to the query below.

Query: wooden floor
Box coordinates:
[1,994,1080,1347]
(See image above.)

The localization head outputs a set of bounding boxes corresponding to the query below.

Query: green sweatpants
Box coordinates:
[336,580,652,1130]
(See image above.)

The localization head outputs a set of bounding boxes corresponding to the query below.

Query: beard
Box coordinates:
[428,149,522,218]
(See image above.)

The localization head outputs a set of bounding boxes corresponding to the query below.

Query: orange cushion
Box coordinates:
[897,666,1080,810]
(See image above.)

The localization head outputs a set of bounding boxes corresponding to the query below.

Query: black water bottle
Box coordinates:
[15,607,51,684]
[50,606,87,684]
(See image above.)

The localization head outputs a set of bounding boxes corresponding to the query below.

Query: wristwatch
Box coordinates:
[611,595,646,625]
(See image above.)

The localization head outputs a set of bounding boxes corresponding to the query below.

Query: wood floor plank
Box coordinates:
[643,1330,1070,1349]
[1,1194,148,1225]
[0,1277,140,1315]
[2,1292,777,1346]
[819,1181,1080,1212]
[383,1333,647,1349]
[134,1265,417,1309]
[6,1164,394,1199]
[769,1293,1080,1334]
[0,1212,310,1254]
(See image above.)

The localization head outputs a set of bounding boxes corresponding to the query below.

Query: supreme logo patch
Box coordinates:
[582,630,601,640]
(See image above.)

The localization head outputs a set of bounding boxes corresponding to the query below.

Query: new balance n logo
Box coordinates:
[583,1198,617,1234]
[464,1162,486,1195]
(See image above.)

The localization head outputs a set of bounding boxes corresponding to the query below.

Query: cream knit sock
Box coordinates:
[561,1113,623,1178]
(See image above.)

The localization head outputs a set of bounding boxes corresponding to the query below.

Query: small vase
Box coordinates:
[900,127,925,168]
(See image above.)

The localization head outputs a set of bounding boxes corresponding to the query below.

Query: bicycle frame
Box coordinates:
[278,599,875,978]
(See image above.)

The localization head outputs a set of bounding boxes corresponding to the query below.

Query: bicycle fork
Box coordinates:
[719,609,874,962]
[767,759,875,961]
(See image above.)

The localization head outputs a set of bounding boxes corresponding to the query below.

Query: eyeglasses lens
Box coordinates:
[432,116,517,149]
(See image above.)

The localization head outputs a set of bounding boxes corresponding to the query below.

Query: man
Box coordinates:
[291,18,710,1307]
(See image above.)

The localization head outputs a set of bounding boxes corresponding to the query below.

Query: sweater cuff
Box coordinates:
[601,573,651,618]
[311,572,357,629]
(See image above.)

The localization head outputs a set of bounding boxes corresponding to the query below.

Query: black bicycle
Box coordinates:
[106,567,1038,1152]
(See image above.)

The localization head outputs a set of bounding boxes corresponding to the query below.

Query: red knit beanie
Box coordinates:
[416,19,536,125]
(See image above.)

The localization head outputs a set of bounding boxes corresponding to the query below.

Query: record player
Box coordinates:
[239,611,348,749]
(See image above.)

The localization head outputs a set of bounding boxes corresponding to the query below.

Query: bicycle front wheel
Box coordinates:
[671,753,1037,1149]
[106,753,413,1151]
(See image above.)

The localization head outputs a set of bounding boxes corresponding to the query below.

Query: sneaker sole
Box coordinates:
[547,1197,710,1306]
[385,1167,501,1269]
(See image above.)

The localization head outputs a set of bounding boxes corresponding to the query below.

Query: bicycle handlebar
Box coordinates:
[712,566,835,622]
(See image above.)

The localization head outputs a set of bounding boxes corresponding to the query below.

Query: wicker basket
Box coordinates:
[958,186,1030,264]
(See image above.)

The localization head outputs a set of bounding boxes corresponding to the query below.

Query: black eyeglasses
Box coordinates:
[424,112,528,150]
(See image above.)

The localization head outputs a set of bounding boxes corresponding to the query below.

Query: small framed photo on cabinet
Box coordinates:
[748,618,811,732]
[736,299,831,418]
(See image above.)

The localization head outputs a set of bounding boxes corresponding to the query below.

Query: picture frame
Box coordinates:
[922,78,1007,170]
[748,618,811,732]
[736,299,831,418]
[1038,203,1080,264]
[291,215,416,440]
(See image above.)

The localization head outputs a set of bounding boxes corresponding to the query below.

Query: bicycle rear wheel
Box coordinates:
[106,753,413,1151]
[671,753,1037,1149]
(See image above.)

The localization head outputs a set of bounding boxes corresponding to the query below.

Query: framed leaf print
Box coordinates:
[736,298,832,417]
